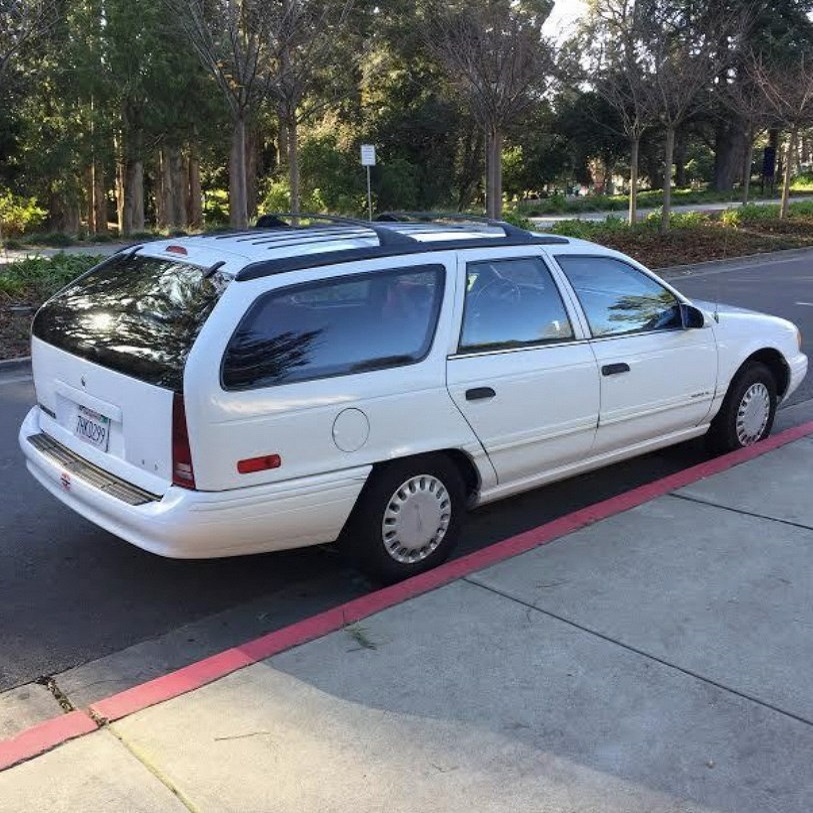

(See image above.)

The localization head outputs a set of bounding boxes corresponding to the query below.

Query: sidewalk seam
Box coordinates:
[669,492,813,533]
[105,724,201,813]
[463,576,813,729]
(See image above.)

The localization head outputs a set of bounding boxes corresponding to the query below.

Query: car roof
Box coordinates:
[137,219,573,281]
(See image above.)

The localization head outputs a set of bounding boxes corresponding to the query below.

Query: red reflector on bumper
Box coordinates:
[237,454,282,474]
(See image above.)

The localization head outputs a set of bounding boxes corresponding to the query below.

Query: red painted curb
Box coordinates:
[89,418,813,723]
[0,710,97,772]
[2,419,812,769]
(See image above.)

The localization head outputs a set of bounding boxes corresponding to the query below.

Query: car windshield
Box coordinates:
[32,252,228,391]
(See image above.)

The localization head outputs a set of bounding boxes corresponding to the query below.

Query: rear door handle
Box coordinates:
[602,363,630,376]
[466,387,496,401]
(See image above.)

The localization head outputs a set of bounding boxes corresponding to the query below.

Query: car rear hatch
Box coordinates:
[27,247,231,497]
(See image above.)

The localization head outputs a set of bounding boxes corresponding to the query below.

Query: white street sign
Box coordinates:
[360,144,376,166]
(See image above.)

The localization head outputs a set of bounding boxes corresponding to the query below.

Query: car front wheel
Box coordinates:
[341,454,466,584]
[707,362,777,453]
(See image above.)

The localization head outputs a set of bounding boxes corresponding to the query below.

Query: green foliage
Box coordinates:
[500,210,534,230]
[0,194,47,236]
[0,253,105,301]
[203,190,230,226]
[790,173,813,191]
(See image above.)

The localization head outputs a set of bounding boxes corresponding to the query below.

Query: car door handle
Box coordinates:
[602,363,630,376]
[465,387,496,401]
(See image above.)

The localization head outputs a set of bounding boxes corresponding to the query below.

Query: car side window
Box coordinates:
[458,257,574,353]
[222,265,444,390]
[555,255,682,337]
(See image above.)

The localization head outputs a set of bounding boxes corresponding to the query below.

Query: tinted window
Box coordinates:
[556,255,681,337]
[459,257,574,352]
[222,265,444,389]
[32,253,229,390]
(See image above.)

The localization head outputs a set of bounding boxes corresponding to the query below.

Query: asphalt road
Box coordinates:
[1,249,811,697]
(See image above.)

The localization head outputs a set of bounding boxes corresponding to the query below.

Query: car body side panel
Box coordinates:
[184,252,495,493]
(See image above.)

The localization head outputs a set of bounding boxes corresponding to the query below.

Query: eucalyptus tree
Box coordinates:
[166,0,275,227]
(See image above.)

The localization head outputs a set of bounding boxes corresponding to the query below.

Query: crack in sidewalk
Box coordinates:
[463,576,813,730]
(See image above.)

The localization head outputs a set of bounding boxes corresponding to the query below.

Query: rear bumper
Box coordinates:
[19,407,370,558]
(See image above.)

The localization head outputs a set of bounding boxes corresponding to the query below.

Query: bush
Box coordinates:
[0,194,47,237]
[500,210,535,230]
[0,253,106,302]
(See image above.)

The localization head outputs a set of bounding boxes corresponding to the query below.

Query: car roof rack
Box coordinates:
[232,210,569,282]
[376,211,546,242]
[252,212,418,248]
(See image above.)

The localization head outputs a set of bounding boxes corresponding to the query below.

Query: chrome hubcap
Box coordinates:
[382,475,451,564]
[736,382,771,446]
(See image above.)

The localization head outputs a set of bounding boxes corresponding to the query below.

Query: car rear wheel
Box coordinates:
[341,454,466,584]
[706,362,777,454]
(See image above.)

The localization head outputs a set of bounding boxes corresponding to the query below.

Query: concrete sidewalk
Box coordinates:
[2,433,813,812]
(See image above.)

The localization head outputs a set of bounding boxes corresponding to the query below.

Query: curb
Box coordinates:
[0,356,31,373]
[2,418,813,773]
[659,245,813,277]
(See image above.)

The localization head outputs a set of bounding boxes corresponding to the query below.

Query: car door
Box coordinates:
[446,250,601,486]
[553,253,718,454]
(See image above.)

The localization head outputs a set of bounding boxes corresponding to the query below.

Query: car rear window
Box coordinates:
[32,252,228,390]
[222,264,445,390]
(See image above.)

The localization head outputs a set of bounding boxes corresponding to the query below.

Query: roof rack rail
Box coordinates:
[254,211,418,248]
[376,211,537,242]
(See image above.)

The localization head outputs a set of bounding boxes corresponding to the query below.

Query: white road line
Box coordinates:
[0,374,32,385]
[796,302,813,306]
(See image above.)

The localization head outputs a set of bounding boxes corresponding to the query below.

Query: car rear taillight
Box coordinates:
[172,393,196,489]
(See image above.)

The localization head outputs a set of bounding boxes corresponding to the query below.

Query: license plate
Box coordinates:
[74,405,110,452]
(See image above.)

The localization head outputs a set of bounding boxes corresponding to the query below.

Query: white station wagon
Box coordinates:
[19,215,808,582]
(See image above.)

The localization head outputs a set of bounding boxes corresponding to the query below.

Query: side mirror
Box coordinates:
[680,303,705,329]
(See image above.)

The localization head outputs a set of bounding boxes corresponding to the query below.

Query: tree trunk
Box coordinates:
[84,166,95,233]
[188,151,203,229]
[780,125,797,220]
[93,161,107,235]
[485,126,502,218]
[246,128,259,219]
[229,114,248,228]
[660,126,675,234]
[156,149,169,230]
[712,120,745,193]
[742,129,755,206]
[628,136,640,226]
[170,147,187,229]
[115,134,125,235]
[288,116,300,215]
[123,157,144,235]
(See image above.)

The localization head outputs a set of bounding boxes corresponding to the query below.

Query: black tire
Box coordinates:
[706,362,777,454]
[341,454,467,584]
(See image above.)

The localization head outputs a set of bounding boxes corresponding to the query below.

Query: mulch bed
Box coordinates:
[598,224,813,269]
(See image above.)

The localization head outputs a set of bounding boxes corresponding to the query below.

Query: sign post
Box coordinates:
[360,144,376,221]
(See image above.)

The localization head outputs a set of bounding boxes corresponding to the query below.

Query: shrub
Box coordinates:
[0,193,47,237]
[0,253,106,302]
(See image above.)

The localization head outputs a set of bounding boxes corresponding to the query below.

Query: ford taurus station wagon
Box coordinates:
[19,215,808,582]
